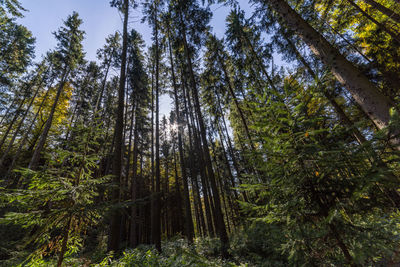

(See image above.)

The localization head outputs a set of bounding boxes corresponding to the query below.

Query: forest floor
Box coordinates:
[3,235,280,267]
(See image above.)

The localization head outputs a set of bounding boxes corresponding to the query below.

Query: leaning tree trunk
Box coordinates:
[265,0,399,148]
[363,0,400,24]
[0,92,28,151]
[0,78,44,166]
[29,68,70,170]
[345,0,400,43]
[6,86,51,183]
[216,50,255,151]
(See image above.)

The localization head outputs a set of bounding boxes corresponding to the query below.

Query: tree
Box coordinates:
[28,12,85,170]
[108,0,130,253]
[1,122,110,267]
[255,0,399,147]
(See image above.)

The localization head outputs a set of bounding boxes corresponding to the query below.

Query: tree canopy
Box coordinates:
[1,0,400,266]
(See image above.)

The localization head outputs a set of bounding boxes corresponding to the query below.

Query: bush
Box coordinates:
[230,220,288,266]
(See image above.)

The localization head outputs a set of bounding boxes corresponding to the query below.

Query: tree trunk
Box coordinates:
[180,15,229,256]
[151,4,161,251]
[167,27,194,243]
[57,217,72,267]
[216,50,255,150]
[29,68,70,170]
[129,108,140,248]
[0,78,43,166]
[0,92,27,151]
[108,0,129,252]
[6,86,51,182]
[346,0,400,43]
[265,0,399,147]
[363,0,400,24]
[182,74,215,237]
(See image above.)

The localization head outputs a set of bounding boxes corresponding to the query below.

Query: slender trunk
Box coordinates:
[29,68,69,170]
[172,147,184,235]
[151,4,161,251]
[126,102,136,191]
[167,27,194,243]
[0,94,18,126]
[216,120,238,200]
[216,51,255,150]
[241,32,279,95]
[0,80,43,166]
[129,109,140,247]
[346,0,400,43]
[182,74,215,237]
[363,0,400,25]
[57,217,72,267]
[180,15,229,256]
[0,93,27,151]
[95,54,113,113]
[6,86,51,181]
[109,0,129,252]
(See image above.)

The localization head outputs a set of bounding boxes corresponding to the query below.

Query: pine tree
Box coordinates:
[28,12,84,170]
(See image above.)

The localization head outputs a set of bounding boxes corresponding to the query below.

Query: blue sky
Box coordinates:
[17,0,255,61]
[16,0,255,116]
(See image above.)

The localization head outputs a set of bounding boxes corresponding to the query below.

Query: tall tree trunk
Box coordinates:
[6,86,51,182]
[362,0,400,24]
[108,0,129,252]
[0,78,43,166]
[180,15,229,256]
[265,0,399,147]
[182,74,215,237]
[0,92,27,151]
[167,27,194,243]
[172,147,184,235]
[151,3,161,251]
[129,109,140,247]
[345,0,400,43]
[95,53,113,113]
[29,68,70,170]
[0,93,19,127]
[216,50,255,150]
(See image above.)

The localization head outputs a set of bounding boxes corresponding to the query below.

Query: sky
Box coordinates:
[16,0,256,116]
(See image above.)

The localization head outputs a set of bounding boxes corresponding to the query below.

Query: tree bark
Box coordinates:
[346,0,400,43]
[29,68,69,170]
[167,27,194,243]
[151,3,161,251]
[129,107,140,247]
[108,0,129,252]
[363,0,400,24]
[265,0,399,147]
[0,92,27,151]
[182,73,215,237]
[0,77,43,166]
[180,14,229,256]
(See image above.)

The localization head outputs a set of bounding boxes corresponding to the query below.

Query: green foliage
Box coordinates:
[95,238,243,267]
[230,220,287,266]
[0,15,35,85]
[0,0,25,18]
[237,76,400,265]
[0,121,111,265]
[53,11,85,71]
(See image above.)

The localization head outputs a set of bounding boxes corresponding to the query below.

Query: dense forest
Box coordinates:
[1,0,400,265]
